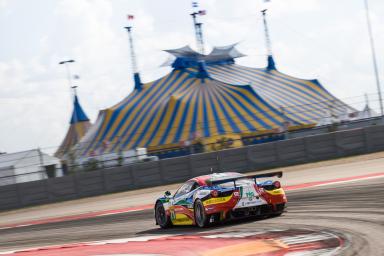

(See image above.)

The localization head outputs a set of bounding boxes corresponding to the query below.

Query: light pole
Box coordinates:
[59,59,75,88]
[59,59,77,119]
[59,60,79,167]
[59,60,79,122]
[364,0,383,116]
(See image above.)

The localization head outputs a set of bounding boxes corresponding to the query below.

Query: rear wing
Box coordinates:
[209,171,283,187]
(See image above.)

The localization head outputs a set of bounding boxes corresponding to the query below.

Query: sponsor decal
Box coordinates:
[245,191,254,201]
[265,188,285,195]
[203,195,232,206]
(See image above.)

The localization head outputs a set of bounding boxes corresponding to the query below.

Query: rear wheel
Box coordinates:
[194,199,209,228]
[155,201,172,228]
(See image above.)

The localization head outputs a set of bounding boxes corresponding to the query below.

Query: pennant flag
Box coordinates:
[192,2,198,8]
[127,14,134,20]
[73,74,80,79]
[198,10,206,15]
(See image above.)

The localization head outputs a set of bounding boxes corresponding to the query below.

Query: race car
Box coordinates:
[154,171,286,228]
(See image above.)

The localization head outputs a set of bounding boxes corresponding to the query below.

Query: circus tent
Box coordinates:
[74,45,354,157]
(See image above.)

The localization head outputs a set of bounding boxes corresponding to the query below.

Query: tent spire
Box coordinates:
[124,17,142,91]
[55,85,91,159]
[191,2,206,54]
[261,9,276,70]
[70,86,89,124]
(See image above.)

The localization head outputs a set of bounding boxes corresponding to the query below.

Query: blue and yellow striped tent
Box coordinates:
[55,95,91,159]
[207,63,351,126]
[76,45,353,156]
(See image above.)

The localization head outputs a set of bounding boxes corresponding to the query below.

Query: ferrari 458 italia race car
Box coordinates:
[154,171,286,228]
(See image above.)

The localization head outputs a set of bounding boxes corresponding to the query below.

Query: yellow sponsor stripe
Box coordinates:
[265,188,285,195]
[172,213,193,225]
[203,195,233,206]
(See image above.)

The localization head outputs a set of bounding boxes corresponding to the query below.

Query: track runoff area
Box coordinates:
[0,154,383,256]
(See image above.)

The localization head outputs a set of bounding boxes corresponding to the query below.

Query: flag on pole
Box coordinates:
[192,2,198,8]
[73,75,80,79]
[198,10,206,15]
[127,14,134,20]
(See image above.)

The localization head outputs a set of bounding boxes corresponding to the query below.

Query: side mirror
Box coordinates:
[165,191,171,197]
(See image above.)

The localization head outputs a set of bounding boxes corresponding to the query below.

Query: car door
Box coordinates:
[170,181,198,224]
[173,181,194,208]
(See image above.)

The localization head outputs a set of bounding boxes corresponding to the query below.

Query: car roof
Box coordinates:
[190,172,245,186]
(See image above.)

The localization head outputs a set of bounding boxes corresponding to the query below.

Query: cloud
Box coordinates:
[0,0,7,9]
[0,0,384,154]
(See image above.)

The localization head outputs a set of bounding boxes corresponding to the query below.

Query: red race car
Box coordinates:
[155,171,286,228]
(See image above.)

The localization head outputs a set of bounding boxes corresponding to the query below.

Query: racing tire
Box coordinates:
[194,199,209,228]
[155,201,172,229]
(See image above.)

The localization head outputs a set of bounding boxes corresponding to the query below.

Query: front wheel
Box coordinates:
[155,202,172,228]
[194,199,209,228]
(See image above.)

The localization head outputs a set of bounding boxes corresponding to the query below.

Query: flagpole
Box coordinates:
[124,26,138,74]
[125,15,142,91]
[261,9,272,56]
[364,0,383,116]
[191,2,206,54]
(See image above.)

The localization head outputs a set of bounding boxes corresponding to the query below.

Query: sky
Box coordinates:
[0,0,383,154]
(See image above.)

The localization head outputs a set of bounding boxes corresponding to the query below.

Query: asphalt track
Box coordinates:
[0,176,383,255]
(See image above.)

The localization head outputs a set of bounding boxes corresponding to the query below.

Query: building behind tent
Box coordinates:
[0,149,62,186]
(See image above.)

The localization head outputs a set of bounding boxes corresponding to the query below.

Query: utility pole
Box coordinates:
[191,2,206,54]
[364,0,383,116]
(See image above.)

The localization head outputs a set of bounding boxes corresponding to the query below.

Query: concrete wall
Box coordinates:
[1,125,384,211]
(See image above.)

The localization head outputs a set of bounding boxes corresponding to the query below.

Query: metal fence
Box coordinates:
[2,115,383,187]
[1,124,384,211]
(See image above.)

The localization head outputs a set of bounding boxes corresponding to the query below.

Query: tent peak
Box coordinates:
[267,55,276,70]
[163,44,245,69]
[70,95,89,124]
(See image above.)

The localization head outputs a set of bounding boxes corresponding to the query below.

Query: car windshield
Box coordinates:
[174,181,194,198]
